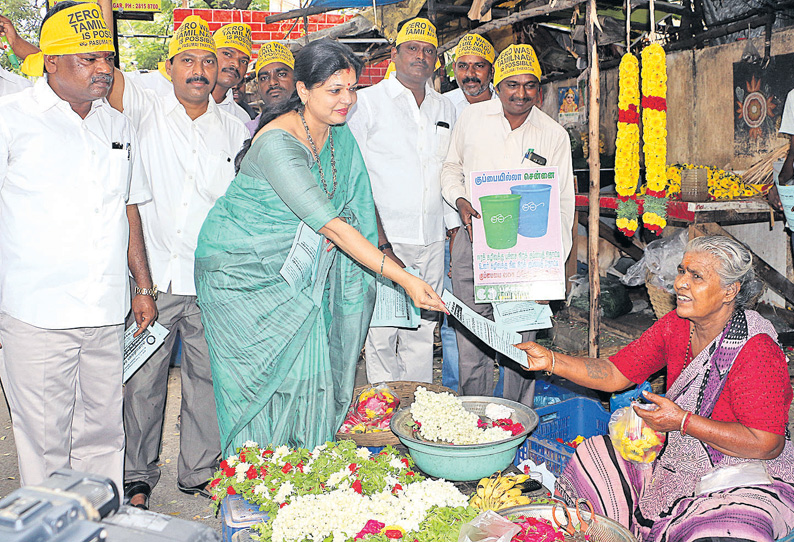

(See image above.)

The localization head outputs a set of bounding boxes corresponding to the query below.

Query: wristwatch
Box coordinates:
[134,285,158,300]
[378,243,393,252]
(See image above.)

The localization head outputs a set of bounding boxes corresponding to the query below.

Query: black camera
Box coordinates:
[0,469,219,541]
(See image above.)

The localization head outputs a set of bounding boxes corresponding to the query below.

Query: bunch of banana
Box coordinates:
[469,472,534,511]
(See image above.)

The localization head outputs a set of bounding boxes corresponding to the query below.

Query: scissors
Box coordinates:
[552,498,594,541]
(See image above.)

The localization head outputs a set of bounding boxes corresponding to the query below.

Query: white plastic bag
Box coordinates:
[458,510,520,542]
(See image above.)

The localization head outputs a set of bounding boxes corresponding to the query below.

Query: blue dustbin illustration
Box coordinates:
[511,184,552,238]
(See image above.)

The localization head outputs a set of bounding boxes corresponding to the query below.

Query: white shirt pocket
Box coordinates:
[197,150,236,202]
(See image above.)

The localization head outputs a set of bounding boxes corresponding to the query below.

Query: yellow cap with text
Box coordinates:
[213,23,252,57]
[168,15,216,60]
[493,44,541,87]
[454,34,495,64]
[22,2,114,77]
[254,42,295,73]
[395,18,437,48]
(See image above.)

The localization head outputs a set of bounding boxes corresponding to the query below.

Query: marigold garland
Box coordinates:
[615,53,641,237]
[640,43,668,235]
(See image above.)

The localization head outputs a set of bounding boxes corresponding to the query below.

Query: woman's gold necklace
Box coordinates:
[299,109,337,199]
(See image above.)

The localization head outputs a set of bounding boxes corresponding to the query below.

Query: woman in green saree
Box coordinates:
[195,39,447,455]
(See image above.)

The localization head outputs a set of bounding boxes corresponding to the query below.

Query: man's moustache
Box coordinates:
[462,77,482,85]
[222,67,240,78]
[91,74,113,84]
[186,76,211,85]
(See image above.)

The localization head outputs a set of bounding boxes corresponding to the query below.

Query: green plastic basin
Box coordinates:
[390,396,539,481]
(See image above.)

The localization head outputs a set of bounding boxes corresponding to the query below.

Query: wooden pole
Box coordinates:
[586,0,601,358]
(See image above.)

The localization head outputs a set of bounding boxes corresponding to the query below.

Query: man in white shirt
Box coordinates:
[439,34,499,393]
[210,23,253,124]
[348,18,457,384]
[443,33,498,117]
[123,22,252,125]
[0,1,155,495]
[245,41,295,136]
[441,44,574,405]
[106,12,248,508]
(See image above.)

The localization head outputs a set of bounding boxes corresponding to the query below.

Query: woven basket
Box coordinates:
[680,168,709,202]
[335,381,456,447]
[645,271,676,320]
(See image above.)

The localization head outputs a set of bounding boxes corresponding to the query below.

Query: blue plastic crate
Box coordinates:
[221,494,269,542]
[515,397,611,477]
[533,381,579,408]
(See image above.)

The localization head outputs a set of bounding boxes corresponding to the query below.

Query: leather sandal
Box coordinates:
[123,480,151,510]
[176,480,211,499]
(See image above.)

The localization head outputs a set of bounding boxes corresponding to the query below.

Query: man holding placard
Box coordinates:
[440,44,575,405]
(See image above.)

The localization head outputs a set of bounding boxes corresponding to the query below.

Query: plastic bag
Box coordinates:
[338,383,400,434]
[608,403,666,468]
[621,229,687,292]
[458,510,520,542]
[695,461,773,495]
[609,381,653,411]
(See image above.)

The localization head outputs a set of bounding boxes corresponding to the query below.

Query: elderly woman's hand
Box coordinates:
[633,391,686,433]
[513,341,553,373]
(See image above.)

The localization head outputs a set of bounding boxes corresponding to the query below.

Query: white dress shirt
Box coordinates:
[0,67,31,97]
[441,99,575,258]
[348,76,460,245]
[0,78,151,328]
[443,84,498,118]
[122,74,248,296]
[216,87,253,124]
[125,69,173,95]
[125,70,251,124]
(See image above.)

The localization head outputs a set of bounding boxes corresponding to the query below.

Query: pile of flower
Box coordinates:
[410,387,523,445]
[209,440,479,542]
[509,515,566,542]
[256,478,475,542]
[208,441,423,515]
[665,164,770,200]
[339,385,400,434]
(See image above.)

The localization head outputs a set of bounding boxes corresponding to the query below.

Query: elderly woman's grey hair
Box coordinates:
[685,235,763,309]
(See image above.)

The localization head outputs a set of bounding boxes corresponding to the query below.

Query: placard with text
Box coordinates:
[470,167,565,303]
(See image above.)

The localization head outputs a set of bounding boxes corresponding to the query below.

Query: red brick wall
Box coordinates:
[173,8,388,85]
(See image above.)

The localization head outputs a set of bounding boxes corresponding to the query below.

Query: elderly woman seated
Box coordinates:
[518,235,794,542]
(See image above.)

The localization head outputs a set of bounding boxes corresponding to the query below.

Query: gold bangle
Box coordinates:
[544,350,556,376]
[379,254,386,276]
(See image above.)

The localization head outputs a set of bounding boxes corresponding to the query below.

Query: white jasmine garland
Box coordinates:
[411,387,512,445]
[355,447,371,459]
[270,480,468,542]
[388,457,405,470]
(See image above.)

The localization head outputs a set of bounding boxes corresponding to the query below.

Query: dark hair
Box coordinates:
[234,38,363,172]
[41,0,82,38]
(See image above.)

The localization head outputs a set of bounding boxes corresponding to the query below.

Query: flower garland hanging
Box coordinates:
[615,53,641,236]
[640,42,668,235]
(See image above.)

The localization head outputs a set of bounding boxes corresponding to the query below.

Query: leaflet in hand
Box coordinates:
[280,221,323,292]
[123,321,169,383]
[492,301,553,333]
[441,290,527,367]
[370,267,421,329]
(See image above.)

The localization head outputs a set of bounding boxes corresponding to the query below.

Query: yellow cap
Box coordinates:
[395,18,437,48]
[454,34,495,64]
[254,41,295,73]
[168,15,216,60]
[493,44,542,87]
[213,23,252,57]
[384,61,395,79]
[22,2,114,77]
